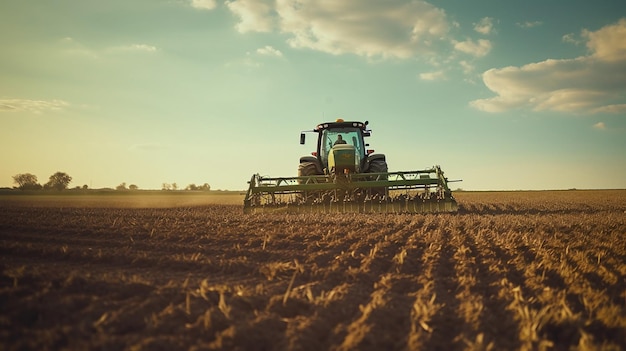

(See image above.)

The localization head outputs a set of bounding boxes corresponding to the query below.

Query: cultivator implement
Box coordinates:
[244,166,458,214]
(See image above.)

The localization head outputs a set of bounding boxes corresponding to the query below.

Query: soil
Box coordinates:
[1,190,625,350]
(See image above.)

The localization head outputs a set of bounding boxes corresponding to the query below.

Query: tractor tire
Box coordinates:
[298,161,322,203]
[367,159,388,198]
[368,159,388,174]
[298,161,320,177]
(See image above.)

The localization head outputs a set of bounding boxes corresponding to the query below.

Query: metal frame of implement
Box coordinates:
[244,166,459,214]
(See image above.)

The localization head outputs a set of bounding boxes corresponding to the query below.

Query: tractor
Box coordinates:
[244,119,458,213]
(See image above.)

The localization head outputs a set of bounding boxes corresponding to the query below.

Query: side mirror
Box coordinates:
[363,131,371,137]
[300,133,306,145]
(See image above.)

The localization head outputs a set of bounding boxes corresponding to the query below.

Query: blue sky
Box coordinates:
[1,0,625,190]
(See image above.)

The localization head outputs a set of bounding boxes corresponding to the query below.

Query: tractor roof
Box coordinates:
[315,119,368,131]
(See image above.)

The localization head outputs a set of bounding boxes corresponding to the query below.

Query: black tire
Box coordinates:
[367,159,388,198]
[298,161,322,203]
[368,159,388,174]
[298,161,320,177]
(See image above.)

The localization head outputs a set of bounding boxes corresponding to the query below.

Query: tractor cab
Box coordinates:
[300,119,372,175]
[319,126,367,173]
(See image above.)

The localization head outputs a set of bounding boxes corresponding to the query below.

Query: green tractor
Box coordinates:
[244,119,459,213]
[297,119,387,183]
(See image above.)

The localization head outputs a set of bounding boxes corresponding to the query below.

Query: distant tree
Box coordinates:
[186,183,198,191]
[172,183,178,191]
[116,182,127,191]
[82,184,89,190]
[128,184,138,190]
[162,183,171,191]
[200,183,211,191]
[45,172,72,191]
[12,173,42,190]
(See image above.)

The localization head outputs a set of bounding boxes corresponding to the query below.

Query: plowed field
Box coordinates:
[1,190,625,350]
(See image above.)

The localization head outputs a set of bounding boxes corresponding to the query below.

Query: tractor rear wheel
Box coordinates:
[368,159,388,198]
[368,159,388,173]
[298,161,320,177]
[298,161,322,203]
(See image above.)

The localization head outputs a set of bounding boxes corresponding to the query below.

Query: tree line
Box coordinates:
[11,172,211,192]
[12,172,73,191]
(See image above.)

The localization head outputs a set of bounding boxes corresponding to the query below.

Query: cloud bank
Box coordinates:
[471,18,626,114]
[225,0,451,59]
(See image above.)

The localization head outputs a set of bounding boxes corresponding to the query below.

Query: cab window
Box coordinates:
[320,128,364,165]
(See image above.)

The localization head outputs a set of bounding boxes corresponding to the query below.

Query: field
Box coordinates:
[1,190,625,350]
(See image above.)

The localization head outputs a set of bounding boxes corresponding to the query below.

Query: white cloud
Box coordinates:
[226,0,275,33]
[279,0,449,58]
[60,38,158,57]
[459,60,474,74]
[453,39,492,57]
[419,70,445,81]
[593,122,606,130]
[562,33,582,45]
[471,18,626,114]
[474,17,494,35]
[516,21,542,29]
[109,44,158,53]
[591,104,626,114]
[225,0,450,59]
[135,44,157,52]
[190,0,216,10]
[583,18,626,62]
[256,45,283,57]
[0,99,69,114]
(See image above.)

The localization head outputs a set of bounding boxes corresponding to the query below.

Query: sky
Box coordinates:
[1,0,625,191]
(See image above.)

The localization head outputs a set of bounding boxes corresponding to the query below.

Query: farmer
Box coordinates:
[334,134,347,145]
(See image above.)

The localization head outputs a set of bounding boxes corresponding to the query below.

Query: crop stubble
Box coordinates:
[0,190,625,350]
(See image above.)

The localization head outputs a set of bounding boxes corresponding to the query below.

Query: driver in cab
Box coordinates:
[334,134,347,146]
